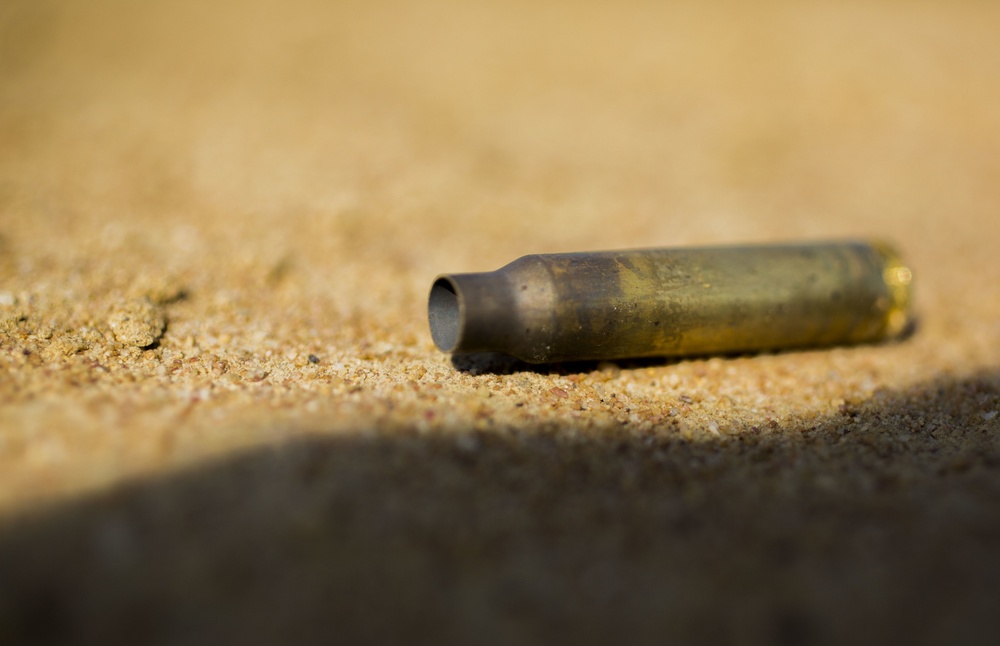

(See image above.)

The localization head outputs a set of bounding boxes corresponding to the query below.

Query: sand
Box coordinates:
[1,0,999,643]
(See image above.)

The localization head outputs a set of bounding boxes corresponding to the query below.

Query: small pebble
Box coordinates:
[108,299,166,348]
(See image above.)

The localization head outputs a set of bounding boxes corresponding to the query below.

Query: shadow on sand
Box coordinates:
[1,370,999,645]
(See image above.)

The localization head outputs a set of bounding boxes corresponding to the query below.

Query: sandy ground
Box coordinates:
[1,0,1000,643]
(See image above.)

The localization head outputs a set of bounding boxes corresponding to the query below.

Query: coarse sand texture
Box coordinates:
[1,1,1000,644]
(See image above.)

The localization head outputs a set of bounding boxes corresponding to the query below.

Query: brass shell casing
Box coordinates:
[429,241,913,364]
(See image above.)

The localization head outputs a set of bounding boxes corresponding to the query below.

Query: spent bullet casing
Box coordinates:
[428,241,913,364]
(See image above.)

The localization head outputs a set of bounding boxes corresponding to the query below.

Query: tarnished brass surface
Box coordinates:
[429,241,914,363]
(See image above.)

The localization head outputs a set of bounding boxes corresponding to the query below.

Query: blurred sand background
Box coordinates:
[1,0,999,643]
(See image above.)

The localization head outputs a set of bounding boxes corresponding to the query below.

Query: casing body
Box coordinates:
[429,241,912,363]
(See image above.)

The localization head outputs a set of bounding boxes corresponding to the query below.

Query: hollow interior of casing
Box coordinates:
[428,278,462,352]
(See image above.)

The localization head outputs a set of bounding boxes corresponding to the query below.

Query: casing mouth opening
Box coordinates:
[428,277,462,352]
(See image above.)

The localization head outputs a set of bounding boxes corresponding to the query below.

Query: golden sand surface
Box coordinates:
[1,0,999,642]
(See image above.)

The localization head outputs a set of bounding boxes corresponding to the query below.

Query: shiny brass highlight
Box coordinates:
[429,240,913,364]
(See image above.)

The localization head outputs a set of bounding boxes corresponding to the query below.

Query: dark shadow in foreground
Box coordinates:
[1,371,999,646]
